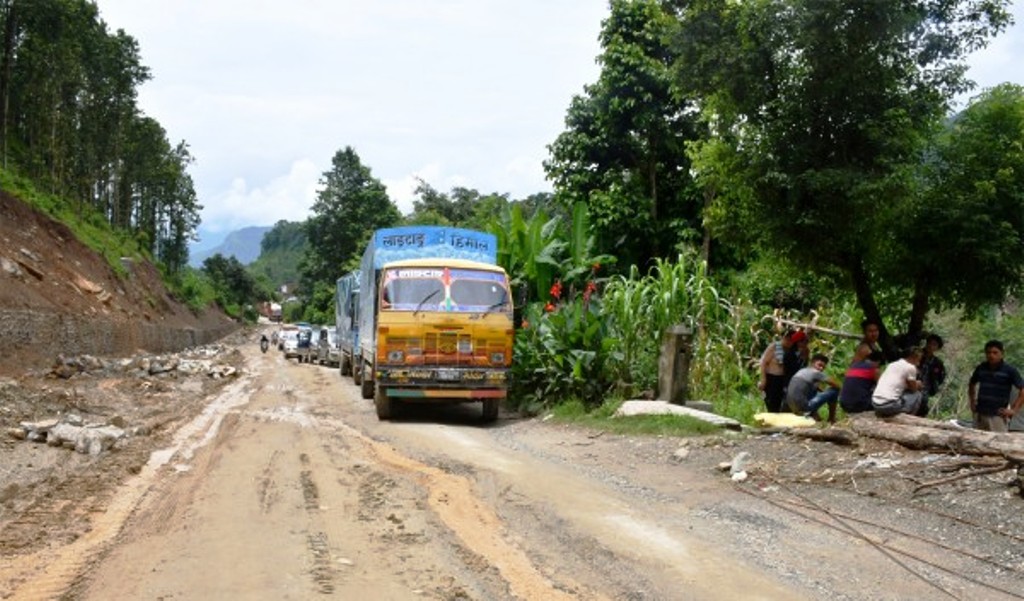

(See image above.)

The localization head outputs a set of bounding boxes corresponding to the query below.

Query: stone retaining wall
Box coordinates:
[0,310,239,364]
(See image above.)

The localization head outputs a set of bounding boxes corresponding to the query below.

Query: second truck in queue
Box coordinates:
[353,226,513,421]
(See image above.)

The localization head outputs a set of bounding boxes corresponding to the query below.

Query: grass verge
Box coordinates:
[548,399,727,437]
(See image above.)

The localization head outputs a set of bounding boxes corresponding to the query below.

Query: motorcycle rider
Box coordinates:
[259,334,270,353]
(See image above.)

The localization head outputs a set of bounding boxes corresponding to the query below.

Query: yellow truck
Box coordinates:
[356,227,513,421]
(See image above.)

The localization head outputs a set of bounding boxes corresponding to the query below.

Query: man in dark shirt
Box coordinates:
[968,340,1024,432]
[916,334,947,417]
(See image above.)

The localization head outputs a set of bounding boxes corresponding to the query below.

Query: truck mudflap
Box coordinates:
[385,388,506,399]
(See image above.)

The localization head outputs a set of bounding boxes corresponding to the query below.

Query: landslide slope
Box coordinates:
[0,190,237,375]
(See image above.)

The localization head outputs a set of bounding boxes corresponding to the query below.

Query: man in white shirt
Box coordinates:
[872,347,924,417]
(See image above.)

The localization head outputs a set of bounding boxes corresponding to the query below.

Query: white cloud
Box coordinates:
[95,0,607,245]
[383,163,476,215]
[199,159,320,238]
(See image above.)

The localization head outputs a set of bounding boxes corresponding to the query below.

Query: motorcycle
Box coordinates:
[260,337,269,353]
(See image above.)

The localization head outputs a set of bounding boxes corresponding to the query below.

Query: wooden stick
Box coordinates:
[774,318,861,340]
[913,462,1014,494]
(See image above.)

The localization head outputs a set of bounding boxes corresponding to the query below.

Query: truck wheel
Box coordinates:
[482,399,499,422]
[374,385,392,420]
[352,357,362,385]
[340,354,349,376]
[360,363,374,400]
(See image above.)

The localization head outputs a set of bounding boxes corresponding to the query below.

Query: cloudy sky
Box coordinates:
[94,1,1024,250]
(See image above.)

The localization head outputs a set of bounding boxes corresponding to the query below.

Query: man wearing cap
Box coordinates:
[758,330,805,412]
[968,340,1024,432]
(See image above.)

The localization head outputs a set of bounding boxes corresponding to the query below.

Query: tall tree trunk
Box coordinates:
[907,277,930,343]
[0,0,16,168]
[849,257,895,358]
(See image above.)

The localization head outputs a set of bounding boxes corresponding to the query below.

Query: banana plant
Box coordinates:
[489,203,563,304]
[559,202,616,296]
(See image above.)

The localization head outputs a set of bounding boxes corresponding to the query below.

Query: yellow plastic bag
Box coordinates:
[753,412,816,428]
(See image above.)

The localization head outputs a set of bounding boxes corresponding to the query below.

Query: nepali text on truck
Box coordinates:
[355,227,513,422]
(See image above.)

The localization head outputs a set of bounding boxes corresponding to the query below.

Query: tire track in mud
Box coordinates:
[322,419,602,601]
[300,462,338,597]
[257,449,283,513]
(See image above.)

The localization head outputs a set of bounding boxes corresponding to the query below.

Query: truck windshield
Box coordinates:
[381,267,509,313]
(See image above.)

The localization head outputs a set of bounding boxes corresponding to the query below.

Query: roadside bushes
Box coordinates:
[511,251,758,417]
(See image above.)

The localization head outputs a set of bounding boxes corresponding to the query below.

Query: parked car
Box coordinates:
[276,324,298,350]
[295,327,315,363]
[280,329,301,358]
[316,326,340,367]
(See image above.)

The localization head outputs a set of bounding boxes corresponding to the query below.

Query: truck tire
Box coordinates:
[482,399,499,422]
[374,385,392,420]
[360,362,374,400]
[352,357,362,385]
[339,353,349,376]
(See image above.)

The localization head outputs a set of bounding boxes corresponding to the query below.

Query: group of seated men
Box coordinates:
[760,320,1024,431]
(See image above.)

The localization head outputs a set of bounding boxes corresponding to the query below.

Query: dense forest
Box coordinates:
[0,0,198,272]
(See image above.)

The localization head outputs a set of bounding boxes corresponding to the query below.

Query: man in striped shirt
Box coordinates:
[968,340,1024,433]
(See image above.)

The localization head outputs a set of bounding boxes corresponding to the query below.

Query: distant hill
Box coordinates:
[189,226,272,267]
[247,221,307,293]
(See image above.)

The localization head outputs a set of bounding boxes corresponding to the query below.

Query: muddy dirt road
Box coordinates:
[4,337,1024,600]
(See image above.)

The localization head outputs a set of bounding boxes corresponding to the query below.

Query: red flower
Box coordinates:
[521,319,530,329]
[544,302,556,313]
[583,280,598,302]
[549,280,563,300]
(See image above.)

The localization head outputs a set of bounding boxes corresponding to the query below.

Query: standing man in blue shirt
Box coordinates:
[968,340,1024,432]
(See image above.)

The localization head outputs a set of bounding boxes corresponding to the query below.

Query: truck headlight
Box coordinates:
[388,350,404,362]
[490,352,504,364]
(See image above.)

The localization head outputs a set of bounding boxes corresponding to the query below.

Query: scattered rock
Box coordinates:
[1,256,23,278]
[19,247,42,263]
[73,274,103,294]
[672,447,691,462]
[729,451,750,475]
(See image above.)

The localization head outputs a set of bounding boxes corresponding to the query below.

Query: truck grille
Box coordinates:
[383,332,507,366]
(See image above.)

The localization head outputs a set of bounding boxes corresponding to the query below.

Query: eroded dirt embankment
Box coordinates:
[0,189,238,375]
[0,309,238,374]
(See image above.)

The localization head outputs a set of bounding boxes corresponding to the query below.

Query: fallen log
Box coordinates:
[788,427,859,446]
[849,415,1024,463]
[887,413,968,432]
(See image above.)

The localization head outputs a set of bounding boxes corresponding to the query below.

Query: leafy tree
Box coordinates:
[301,146,400,293]
[0,0,199,275]
[898,84,1024,326]
[405,179,511,230]
[675,0,1012,348]
[202,253,260,317]
[546,0,703,269]
[249,219,307,291]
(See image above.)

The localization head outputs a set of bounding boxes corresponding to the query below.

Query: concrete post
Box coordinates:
[658,324,693,405]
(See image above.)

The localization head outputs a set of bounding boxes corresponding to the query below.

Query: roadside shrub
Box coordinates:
[169,268,216,314]
[510,295,616,413]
